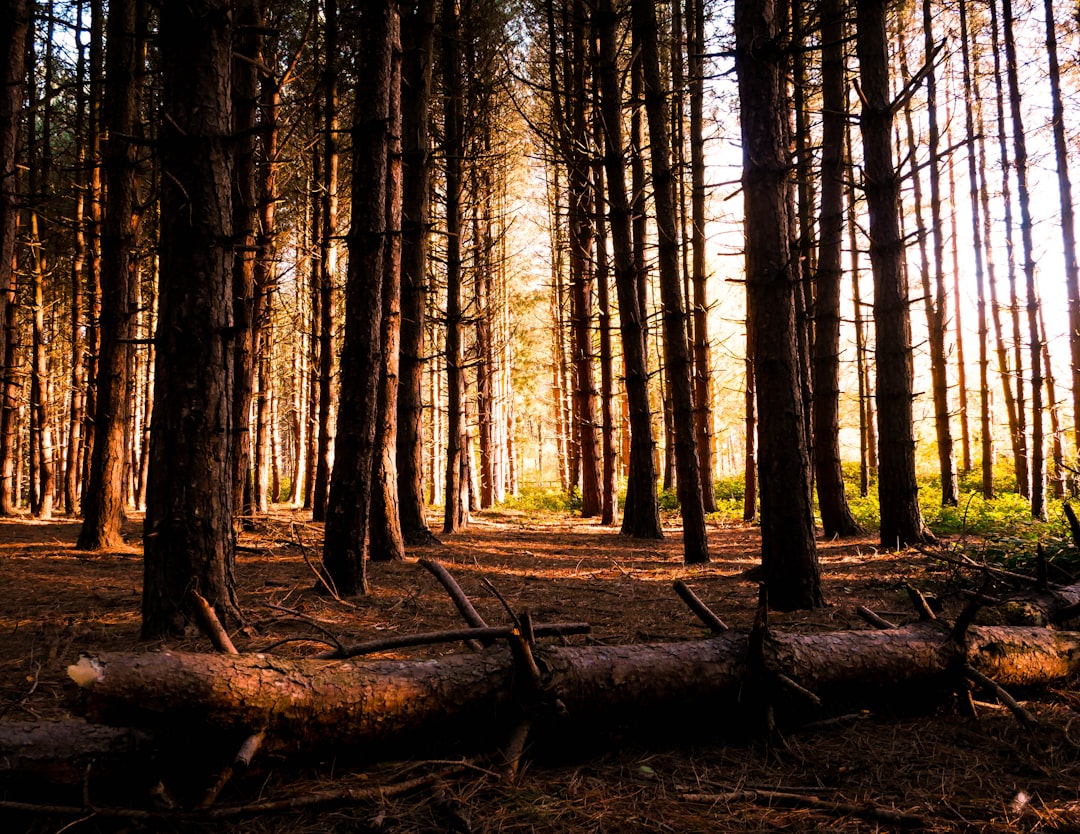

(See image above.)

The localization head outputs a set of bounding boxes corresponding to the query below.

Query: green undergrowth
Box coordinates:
[512,469,1080,578]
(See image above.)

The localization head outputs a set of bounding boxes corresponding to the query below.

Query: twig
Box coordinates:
[963,664,1037,727]
[681,789,927,828]
[672,580,728,632]
[313,622,590,659]
[198,730,266,808]
[189,591,239,654]
[293,523,357,609]
[419,559,489,650]
[262,603,347,654]
[905,585,937,620]
[855,605,897,630]
[0,768,462,819]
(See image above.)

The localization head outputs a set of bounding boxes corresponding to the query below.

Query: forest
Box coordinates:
[4,0,1080,830]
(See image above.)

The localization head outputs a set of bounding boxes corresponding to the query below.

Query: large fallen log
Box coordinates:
[65,622,1080,755]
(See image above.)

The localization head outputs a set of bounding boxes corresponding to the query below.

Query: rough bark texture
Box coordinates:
[322,2,396,595]
[441,0,467,535]
[734,0,821,607]
[397,0,437,545]
[67,622,1080,756]
[142,0,239,637]
[687,0,716,515]
[633,0,708,564]
[595,0,662,540]
[371,5,406,562]
[0,0,27,516]
[812,0,862,538]
[78,0,140,549]
[856,0,930,548]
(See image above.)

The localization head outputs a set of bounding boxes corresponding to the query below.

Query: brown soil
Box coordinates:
[2,507,1080,832]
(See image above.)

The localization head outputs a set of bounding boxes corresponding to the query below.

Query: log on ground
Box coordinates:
[65,623,1080,754]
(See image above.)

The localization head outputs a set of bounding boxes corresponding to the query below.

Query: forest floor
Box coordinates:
[2,507,1080,832]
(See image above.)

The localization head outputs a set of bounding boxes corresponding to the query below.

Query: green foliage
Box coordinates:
[502,485,580,514]
[836,465,1080,576]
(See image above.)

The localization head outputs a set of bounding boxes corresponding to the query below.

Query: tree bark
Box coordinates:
[595,0,662,540]
[67,622,1080,755]
[958,0,994,498]
[687,0,716,515]
[0,0,28,516]
[633,0,708,564]
[1001,0,1044,519]
[397,0,437,544]
[441,0,467,535]
[78,0,141,549]
[322,2,397,594]
[371,5,406,562]
[735,0,821,606]
[856,0,931,549]
[143,0,239,637]
[813,0,863,537]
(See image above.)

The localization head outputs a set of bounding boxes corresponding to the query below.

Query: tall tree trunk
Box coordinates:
[230,0,266,526]
[561,0,602,519]
[857,0,931,549]
[441,0,467,535]
[79,0,141,547]
[633,0,708,564]
[1000,0,1044,518]
[591,60,618,526]
[687,0,716,514]
[323,1,397,594]
[64,0,88,516]
[595,0,662,540]
[0,0,28,515]
[958,0,994,498]
[988,0,1028,499]
[813,0,862,537]
[915,0,958,505]
[735,0,821,606]
[80,0,104,505]
[311,0,340,523]
[1041,0,1080,460]
[397,0,437,544]
[143,0,239,637]
[371,6,405,562]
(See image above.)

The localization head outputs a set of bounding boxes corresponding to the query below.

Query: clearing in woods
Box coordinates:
[1,508,1079,832]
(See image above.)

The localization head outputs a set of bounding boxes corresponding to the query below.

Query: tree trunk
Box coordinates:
[371,6,406,563]
[958,0,994,498]
[1001,0,1044,519]
[988,0,1028,499]
[311,0,340,523]
[78,0,141,548]
[1042,0,1080,460]
[397,0,437,545]
[735,0,821,606]
[595,0,661,540]
[919,0,959,506]
[143,0,239,637]
[687,0,716,515]
[591,69,618,527]
[323,1,397,595]
[813,0,863,537]
[856,0,930,549]
[0,0,28,516]
[633,0,708,565]
[441,0,467,536]
[68,622,1080,755]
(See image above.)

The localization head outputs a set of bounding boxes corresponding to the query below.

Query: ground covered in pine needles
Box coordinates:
[2,507,1080,832]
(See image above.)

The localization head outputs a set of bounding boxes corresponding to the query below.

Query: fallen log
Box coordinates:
[65,622,1080,755]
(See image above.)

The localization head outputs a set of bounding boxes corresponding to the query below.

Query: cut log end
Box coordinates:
[67,655,104,688]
